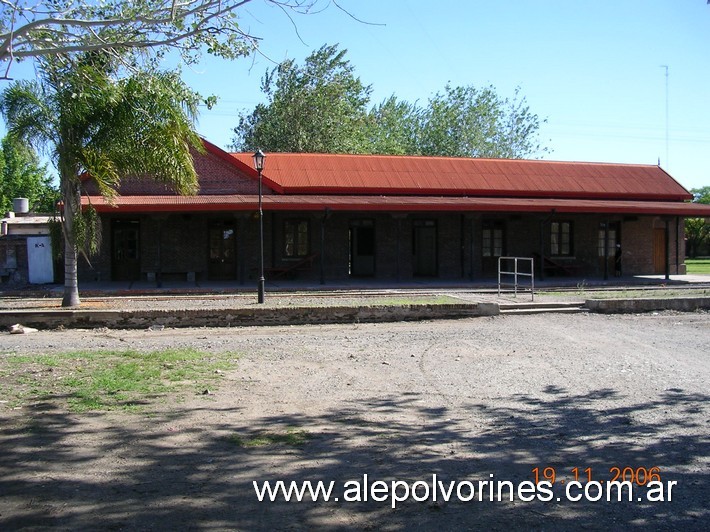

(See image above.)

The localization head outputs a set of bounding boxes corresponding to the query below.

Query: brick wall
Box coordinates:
[157,215,207,274]
[623,217,654,274]
[84,211,687,283]
[193,151,263,195]
[0,238,28,285]
[82,150,267,196]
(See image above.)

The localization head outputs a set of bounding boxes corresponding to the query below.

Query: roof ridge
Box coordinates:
[229,152,660,168]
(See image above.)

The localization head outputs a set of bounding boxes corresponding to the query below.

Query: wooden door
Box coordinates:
[413,221,437,276]
[598,223,620,275]
[208,222,237,280]
[653,228,666,274]
[112,220,141,281]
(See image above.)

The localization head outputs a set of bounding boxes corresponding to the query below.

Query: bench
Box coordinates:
[146,271,199,283]
[264,254,319,280]
[534,253,583,277]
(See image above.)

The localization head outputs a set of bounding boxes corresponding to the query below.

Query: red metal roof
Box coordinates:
[83,141,706,216]
[230,152,692,201]
[83,194,710,217]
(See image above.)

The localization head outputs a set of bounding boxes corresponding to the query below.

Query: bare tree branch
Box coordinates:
[0,0,340,77]
[331,0,384,26]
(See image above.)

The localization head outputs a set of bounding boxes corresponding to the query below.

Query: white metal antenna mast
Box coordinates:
[660,65,669,169]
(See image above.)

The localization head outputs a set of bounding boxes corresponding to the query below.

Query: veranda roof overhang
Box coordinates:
[83,194,710,218]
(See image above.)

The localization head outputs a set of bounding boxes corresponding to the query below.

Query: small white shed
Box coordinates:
[26,236,54,283]
[1,203,55,285]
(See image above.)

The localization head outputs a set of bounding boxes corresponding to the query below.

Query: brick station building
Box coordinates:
[80,139,710,285]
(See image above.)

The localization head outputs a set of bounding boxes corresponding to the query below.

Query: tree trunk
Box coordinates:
[61,179,81,307]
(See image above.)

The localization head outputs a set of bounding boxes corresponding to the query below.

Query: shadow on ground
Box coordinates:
[1,385,707,531]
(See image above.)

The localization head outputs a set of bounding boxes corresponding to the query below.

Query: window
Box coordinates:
[209,223,235,261]
[112,220,140,261]
[550,221,573,256]
[598,226,618,257]
[482,221,505,257]
[283,219,310,258]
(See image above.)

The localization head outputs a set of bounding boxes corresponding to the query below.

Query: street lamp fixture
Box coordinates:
[253,149,266,303]
[253,149,265,173]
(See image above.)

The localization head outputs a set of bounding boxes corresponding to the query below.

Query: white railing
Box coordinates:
[498,257,535,301]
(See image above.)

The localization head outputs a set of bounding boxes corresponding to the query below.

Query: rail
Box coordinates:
[498,256,535,301]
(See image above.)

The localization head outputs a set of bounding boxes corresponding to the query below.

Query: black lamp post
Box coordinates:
[253,149,266,303]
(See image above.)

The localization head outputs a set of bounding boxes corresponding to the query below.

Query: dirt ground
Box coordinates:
[1,312,708,531]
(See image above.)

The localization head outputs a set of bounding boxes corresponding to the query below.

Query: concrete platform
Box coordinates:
[3,273,709,299]
[0,274,708,330]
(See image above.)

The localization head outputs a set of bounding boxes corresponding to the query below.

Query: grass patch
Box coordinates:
[539,287,710,300]
[228,428,311,448]
[0,348,238,413]
[584,288,710,300]
[686,259,710,274]
[7,354,64,366]
[362,295,461,306]
[267,295,463,308]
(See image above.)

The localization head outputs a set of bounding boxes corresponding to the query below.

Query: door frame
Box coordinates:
[349,219,376,277]
[598,221,621,276]
[111,219,141,281]
[208,220,237,280]
[653,227,666,274]
[481,219,506,276]
[413,219,438,277]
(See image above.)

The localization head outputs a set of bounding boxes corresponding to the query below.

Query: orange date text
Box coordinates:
[531,466,662,486]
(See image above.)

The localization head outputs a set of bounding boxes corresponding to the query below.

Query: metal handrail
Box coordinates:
[498,256,535,300]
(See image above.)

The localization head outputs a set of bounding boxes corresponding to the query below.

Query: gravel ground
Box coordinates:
[1,285,707,313]
[0,312,708,530]
[0,290,533,311]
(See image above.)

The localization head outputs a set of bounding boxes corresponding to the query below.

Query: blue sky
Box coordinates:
[3,0,709,190]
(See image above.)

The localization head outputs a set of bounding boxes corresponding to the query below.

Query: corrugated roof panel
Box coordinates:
[534,173,556,193]
[388,171,406,189]
[228,152,692,200]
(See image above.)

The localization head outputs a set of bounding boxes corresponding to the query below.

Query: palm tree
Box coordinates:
[0,56,202,307]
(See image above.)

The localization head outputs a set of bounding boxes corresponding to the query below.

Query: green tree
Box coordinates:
[691,186,710,204]
[685,186,710,258]
[1,55,202,307]
[0,135,56,212]
[232,44,373,153]
[365,95,421,155]
[685,218,708,258]
[233,45,548,159]
[419,84,547,159]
